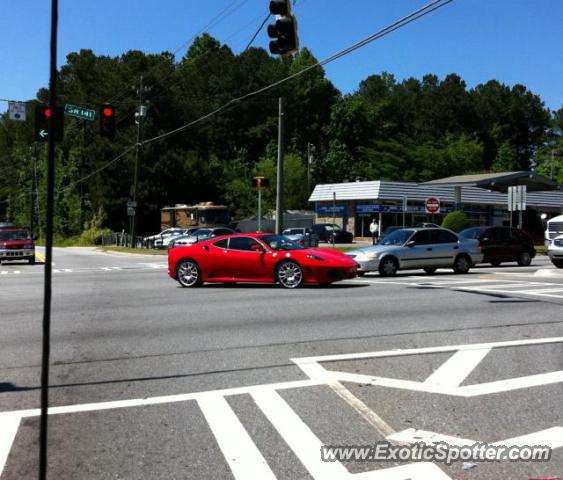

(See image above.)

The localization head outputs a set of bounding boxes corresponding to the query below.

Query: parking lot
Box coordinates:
[0,248,562,479]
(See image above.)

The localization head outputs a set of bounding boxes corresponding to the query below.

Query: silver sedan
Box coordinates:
[346,228,484,276]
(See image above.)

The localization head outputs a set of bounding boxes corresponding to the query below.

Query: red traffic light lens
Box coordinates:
[45,108,52,118]
[103,107,114,117]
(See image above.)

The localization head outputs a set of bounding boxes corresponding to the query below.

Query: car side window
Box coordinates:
[484,228,499,241]
[433,230,458,244]
[411,230,432,245]
[228,237,262,252]
[213,238,229,249]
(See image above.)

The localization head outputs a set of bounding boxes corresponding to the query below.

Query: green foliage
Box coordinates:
[441,211,470,233]
[0,37,555,240]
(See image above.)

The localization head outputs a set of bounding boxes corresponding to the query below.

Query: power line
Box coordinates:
[142,0,455,147]
[244,13,271,52]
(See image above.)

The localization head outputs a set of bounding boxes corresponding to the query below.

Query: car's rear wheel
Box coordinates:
[379,257,398,277]
[453,255,471,274]
[176,259,202,288]
[423,267,437,274]
[517,251,532,266]
[276,261,304,289]
[552,260,563,269]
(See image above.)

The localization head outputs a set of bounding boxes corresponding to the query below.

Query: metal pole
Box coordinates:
[402,196,406,228]
[40,0,58,477]
[275,97,285,234]
[332,191,336,248]
[258,189,262,232]
[131,76,144,247]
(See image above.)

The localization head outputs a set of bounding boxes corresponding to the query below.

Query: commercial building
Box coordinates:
[309,173,563,239]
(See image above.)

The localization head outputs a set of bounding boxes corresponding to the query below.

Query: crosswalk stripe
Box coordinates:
[198,395,277,480]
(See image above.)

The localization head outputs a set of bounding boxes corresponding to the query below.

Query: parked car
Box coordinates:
[414,222,441,228]
[311,224,353,243]
[146,228,186,248]
[282,227,319,247]
[548,234,563,268]
[154,228,199,248]
[168,233,357,288]
[346,228,483,277]
[0,227,36,264]
[169,227,235,248]
[458,226,535,266]
[0,222,16,229]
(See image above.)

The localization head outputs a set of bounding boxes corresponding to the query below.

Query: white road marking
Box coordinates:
[423,348,491,388]
[0,271,7,275]
[387,427,563,450]
[13,271,20,275]
[0,413,21,474]
[198,395,277,480]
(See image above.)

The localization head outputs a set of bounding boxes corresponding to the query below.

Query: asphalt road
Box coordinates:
[0,247,562,479]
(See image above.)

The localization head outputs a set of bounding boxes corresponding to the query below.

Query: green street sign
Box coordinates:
[64,104,96,121]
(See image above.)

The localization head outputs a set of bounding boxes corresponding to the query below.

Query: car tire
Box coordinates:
[378,257,398,277]
[517,251,532,266]
[276,261,304,289]
[453,255,471,274]
[176,259,202,288]
[423,267,437,274]
[552,260,563,269]
[29,256,36,265]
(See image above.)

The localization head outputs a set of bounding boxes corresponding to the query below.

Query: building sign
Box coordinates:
[316,205,346,215]
[356,203,453,216]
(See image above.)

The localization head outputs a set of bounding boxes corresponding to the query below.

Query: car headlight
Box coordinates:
[306,254,325,261]
[363,252,379,260]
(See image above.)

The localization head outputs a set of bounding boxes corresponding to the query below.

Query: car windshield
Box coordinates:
[459,228,485,240]
[0,230,31,241]
[193,229,211,236]
[259,235,304,251]
[379,229,413,246]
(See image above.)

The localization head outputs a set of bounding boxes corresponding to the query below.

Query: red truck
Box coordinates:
[0,227,36,264]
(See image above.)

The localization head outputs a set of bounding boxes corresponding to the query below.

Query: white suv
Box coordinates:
[548,234,563,268]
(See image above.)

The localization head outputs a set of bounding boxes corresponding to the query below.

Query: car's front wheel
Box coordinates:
[276,261,304,289]
[379,257,398,277]
[453,255,471,274]
[517,251,532,266]
[552,259,563,269]
[176,259,202,288]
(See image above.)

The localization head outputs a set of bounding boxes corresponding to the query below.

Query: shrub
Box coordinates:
[441,211,469,233]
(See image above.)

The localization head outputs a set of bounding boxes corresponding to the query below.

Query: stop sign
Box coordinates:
[425,197,441,214]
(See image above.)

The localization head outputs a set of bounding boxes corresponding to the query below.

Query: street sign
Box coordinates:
[8,101,26,121]
[127,207,136,217]
[425,197,441,214]
[127,201,137,208]
[64,104,96,121]
[508,186,527,212]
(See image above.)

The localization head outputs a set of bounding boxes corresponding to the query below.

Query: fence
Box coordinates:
[101,232,147,248]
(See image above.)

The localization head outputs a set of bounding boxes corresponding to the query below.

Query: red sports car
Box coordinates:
[168,233,357,288]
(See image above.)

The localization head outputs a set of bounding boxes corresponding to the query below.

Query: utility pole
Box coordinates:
[258,188,262,232]
[275,97,285,234]
[131,76,148,247]
[307,143,314,192]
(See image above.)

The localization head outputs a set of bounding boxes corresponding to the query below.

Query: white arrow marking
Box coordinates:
[39,130,48,138]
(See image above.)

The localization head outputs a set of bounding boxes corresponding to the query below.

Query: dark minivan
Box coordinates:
[311,224,353,244]
[459,226,535,266]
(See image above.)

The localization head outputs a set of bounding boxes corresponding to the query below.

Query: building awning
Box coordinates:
[423,171,560,192]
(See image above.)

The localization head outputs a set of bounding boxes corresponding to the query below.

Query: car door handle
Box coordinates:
[427,248,433,251]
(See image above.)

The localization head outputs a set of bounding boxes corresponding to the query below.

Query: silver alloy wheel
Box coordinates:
[277,261,303,289]
[454,255,470,274]
[380,258,397,276]
[519,252,531,266]
[177,260,200,287]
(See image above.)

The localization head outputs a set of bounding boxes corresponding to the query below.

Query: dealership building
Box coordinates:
[308,172,563,238]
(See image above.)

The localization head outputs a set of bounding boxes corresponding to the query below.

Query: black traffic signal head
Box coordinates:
[269,0,290,16]
[99,104,116,139]
[34,105,64,142]
[268,16,299,56]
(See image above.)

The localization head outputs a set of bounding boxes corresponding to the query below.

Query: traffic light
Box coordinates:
[268,0,299,56]
[99,104,116,139]
[253,177,270,190]
[34,105,64,142]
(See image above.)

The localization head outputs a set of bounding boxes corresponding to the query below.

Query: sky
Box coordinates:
[1,0,562,114]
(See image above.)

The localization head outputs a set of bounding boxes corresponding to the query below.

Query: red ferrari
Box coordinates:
[168,233,357,288]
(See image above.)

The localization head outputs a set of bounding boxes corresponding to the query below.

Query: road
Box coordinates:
[0,247,562,479]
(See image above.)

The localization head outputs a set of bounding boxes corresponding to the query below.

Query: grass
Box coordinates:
[98,246,167,255]
[535,245,547,256]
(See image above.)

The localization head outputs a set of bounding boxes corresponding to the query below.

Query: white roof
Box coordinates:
[309,180,563,209]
